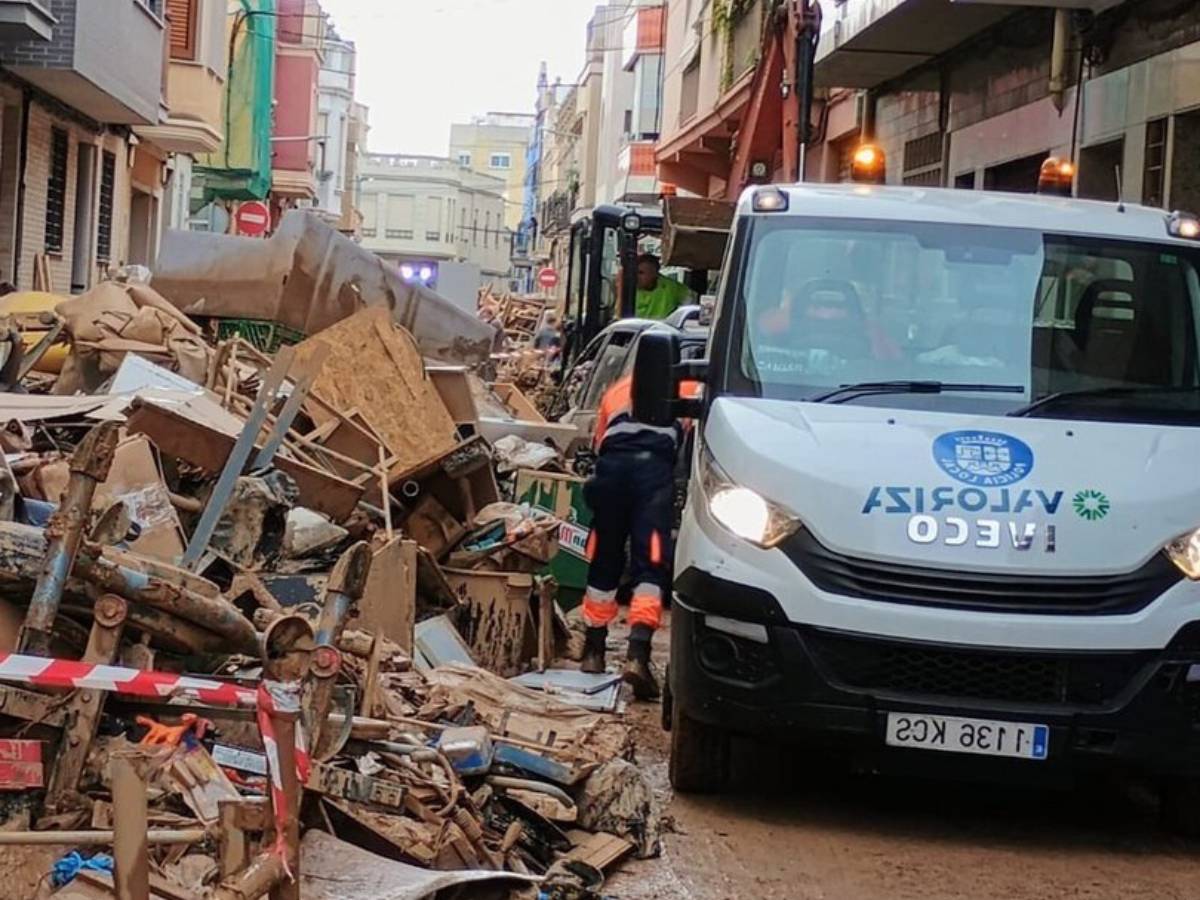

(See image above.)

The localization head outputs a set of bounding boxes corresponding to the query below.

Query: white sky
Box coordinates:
[318,0,605,157]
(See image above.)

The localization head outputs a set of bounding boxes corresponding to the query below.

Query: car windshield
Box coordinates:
[729,217,1200,424]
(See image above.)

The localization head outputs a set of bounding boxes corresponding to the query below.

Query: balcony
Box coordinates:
[814,0,1012,89]
[0,0,54,42]
[619,141,658,178]
[136,0,227,155]
[0,0,165,124]
[623,4,664,70]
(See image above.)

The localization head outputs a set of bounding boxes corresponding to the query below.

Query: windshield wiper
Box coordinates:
[1009,385,1200,417]
[810,381,1026,404]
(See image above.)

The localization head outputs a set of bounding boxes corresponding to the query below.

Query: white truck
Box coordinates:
[631,181,1200,834]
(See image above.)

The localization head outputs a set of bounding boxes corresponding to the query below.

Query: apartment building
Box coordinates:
[316,26,356,232]
[138,0,229,232]
[815,0,1200,209]
[449,112,533,233]
[194,0,275,206]
[0,0,228,291]
[594,0,664,206]
[358,153,510,291]
[270,0,324,219]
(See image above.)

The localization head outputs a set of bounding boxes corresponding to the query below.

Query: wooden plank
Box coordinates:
[443,568,534,677]
[124,401,363,522]
[356,539,417,653]
[293,308,458,474]
[565,830,634,870]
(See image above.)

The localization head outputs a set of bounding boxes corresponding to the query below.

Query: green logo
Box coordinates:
[1073,490,1110,521]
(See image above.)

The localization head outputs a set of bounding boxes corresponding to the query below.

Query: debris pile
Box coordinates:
[0,214,652,900]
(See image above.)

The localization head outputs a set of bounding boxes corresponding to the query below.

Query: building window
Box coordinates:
[97,151,116,263]
[680,57,701,124]
[44,128,69,255]
[457,152,471,167]
[386,229,414,240]
[489,153,511,170]
[426,230,440,242]
[902,132,943,187]
[362,228,377,238]
[166,0,197,60]
[1143,117,1167,208]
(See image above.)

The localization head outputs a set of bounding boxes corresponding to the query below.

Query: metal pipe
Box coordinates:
[19,422,119,656]
[487,775,577,809]
[1049,8,1070,113]
[112,751,150,900]
[309,543,372,756]
[0,829,206,846]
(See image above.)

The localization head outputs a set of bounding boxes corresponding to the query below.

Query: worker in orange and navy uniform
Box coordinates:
[580,370,700,700]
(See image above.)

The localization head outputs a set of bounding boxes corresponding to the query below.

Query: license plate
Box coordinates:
[885,713,1049,761]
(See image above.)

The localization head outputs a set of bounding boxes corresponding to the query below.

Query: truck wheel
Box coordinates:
[669,704,730,793]
[1161,777,1200,838]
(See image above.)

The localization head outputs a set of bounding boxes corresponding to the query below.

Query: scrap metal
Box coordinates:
[18,421,120,656]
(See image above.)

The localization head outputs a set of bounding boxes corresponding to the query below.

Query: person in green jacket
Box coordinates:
[635,254,693,320]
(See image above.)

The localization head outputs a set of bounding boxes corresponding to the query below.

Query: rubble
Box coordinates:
[0,212,656,900]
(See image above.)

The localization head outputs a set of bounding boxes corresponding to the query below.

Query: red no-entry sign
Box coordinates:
[537,267,560,290]
[234,201,271,238]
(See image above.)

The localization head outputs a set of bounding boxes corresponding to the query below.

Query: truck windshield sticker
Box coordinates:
[933,431,1034,487]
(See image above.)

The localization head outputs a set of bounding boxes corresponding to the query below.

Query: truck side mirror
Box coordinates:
[633,331,681,427]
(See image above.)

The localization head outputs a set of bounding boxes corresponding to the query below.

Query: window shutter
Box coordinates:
[167,0,197,60]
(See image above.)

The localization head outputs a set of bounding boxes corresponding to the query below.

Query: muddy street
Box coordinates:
[607,626,1200,900]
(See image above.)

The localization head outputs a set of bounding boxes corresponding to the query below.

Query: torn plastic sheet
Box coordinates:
[299,830,538,900]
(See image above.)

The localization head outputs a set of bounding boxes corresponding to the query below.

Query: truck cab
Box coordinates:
[634,183,1200,833]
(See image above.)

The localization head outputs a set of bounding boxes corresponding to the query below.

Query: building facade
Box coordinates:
[0,0,233,291]
[139,0,229,233]
[270,0,324,220]
[316,26,356,232]
[358,153,510,292]
[194,0,275,207]
[816,0,1200,210]
[449,111,533,234]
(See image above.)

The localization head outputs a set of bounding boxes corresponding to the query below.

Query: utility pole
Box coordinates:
[794,0,823,182]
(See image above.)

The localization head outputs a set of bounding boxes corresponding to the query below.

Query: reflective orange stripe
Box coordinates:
[649,530,662,566]
[594,376,634,451]
[585,530,597,562]
[582,591,619,628]
[628,593,663,630]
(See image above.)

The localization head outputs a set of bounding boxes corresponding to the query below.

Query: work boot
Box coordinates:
[581,627,608,674]
[623,634,661,701]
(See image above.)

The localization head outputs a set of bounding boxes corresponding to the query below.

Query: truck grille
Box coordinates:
[782,529,1181,615]
[806,629,1152,708]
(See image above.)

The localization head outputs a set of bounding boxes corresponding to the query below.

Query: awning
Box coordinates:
[814,0,1013,89]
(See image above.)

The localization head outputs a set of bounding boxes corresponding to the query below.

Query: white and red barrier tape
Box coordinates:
[256,681,311,879]
[0,652,257,707]
[0,653,311,874]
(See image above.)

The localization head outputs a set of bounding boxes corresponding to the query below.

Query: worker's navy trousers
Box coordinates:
[581,448,674,631]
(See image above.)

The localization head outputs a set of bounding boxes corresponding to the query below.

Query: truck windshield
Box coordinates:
[730,217,1200,424]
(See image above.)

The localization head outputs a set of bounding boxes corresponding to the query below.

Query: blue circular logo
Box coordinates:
[933,431,1034,487]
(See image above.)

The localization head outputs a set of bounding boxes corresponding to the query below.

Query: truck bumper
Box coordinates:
[672,568,1200,779]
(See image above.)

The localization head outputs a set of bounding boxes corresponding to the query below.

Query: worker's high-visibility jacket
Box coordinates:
[582,375,701,632]
[592,375,701,458]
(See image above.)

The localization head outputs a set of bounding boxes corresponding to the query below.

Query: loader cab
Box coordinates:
[564,205,662,363]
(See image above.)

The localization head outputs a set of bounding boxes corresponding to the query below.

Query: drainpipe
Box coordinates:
[11,89,30,286]
[1049,9,1070,114]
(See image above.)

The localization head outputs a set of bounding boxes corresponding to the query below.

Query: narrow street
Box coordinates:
[607,625,1200,900]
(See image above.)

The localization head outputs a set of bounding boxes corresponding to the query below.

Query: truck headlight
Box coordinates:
[1166,529,1200,580]
[699,445,798,548]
